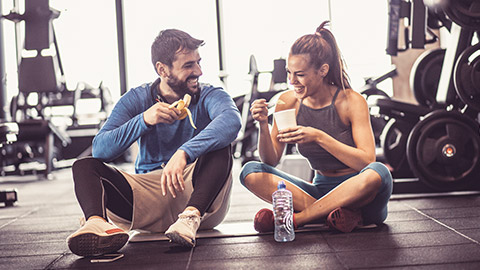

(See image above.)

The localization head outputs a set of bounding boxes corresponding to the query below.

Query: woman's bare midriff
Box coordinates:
[316,167,357,177]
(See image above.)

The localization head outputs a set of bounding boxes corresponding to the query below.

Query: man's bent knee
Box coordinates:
[72,157,105,180]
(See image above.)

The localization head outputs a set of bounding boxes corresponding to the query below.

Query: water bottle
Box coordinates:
[272,181,295,242]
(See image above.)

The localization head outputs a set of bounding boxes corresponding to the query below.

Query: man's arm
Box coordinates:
[179,88,242,162]
[160,87,241,198]
[92,94,150,161]
[92,85,182,162]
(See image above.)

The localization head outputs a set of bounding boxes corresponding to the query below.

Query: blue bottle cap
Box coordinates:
[277,180,286,189]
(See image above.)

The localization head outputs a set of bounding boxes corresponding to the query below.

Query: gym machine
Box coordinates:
[0,0,113,178]
[233,55,289,165]
[358,67,397,148]
[0,123,18,206]
[371,0,480,193]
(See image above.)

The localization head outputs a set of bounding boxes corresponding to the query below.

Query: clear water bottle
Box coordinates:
[272,181,295,242]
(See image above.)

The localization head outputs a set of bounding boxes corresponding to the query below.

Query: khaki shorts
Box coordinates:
[107,160,232,233]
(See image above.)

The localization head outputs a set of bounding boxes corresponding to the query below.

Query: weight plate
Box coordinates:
[454,42,480,112]
[410,48,446,108]
[380,118,415,178]
[406,110,480,190]
[443,0,480,30]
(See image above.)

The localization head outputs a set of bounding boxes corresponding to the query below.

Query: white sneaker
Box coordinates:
[66,218,129,257]
[165,210,201,247]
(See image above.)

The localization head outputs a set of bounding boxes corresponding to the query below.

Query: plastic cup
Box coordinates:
[274,109,297,131]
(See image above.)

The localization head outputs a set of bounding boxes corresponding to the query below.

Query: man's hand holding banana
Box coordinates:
[143,94,197,129]
[167,94,197,129]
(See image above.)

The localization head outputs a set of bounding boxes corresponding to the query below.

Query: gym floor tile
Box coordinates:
[0,241,68,257]
[324,230,471,251]
[420,206,480,218]
[365,219,448,234]
[336,243,480,268]
[371,262,480,270]
[0,255,61,270]
[435,216,480,230]
[185,254,345,270]
[398,196,480,209]
[0,231,71,244]
[383,209,429,221]
[1,217,78,233]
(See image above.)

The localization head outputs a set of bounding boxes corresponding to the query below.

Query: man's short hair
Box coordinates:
[151,29,204,69]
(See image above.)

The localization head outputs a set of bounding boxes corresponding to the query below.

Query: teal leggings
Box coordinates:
[240,161,393,225]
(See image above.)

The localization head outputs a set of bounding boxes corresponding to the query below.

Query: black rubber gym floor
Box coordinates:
[1,160,480,270]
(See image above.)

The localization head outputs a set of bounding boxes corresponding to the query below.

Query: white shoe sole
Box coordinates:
[67,232,129,257]
[165,231,195,247]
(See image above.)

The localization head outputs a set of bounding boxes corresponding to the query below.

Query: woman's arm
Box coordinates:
[277,90,375,171]
[256,108,283,166]
[319,90,376,170]
[254,91,297,166]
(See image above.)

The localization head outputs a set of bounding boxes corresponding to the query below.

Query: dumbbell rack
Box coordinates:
[376,1,480,194]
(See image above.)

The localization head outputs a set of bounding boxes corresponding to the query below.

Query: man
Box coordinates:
[66,29,241,256]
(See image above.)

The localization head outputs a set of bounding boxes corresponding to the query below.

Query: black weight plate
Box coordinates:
[443,0,480,30]
[380,118,415,178]
[410,48,446,108]
[472,60,480,88]
[406,110,480,191]
[454,42,480,112]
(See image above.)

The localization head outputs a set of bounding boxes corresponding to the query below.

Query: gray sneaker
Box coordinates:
[165,210,201,247]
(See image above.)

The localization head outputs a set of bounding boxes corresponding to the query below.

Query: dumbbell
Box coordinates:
[0,189,18,207]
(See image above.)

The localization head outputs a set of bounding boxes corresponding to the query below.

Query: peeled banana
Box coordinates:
[168,94,197,129]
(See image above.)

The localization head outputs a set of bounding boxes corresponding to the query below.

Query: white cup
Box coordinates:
[274,108,297,131]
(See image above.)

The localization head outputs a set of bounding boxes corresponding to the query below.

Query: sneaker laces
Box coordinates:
[178,211,200,226]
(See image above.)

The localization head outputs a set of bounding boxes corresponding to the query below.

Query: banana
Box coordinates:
[168,94,197,129]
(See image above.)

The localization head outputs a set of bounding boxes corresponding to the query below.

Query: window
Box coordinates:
[2,0,392,103]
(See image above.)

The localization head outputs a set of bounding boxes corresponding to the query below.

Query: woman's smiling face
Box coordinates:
[287,54,324,99]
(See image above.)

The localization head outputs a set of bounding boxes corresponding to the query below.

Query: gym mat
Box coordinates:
[128,222,377,242]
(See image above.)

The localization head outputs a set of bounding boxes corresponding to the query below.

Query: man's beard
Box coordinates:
[166,74,199,97]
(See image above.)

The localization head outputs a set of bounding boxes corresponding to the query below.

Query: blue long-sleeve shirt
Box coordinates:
[92,82,241,174]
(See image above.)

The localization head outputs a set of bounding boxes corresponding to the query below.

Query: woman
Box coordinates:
[239,21,393,233]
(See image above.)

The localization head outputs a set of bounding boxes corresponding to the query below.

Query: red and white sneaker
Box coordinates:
[254,208,298,233]
[326,207,363,233]
[66,218,129,257]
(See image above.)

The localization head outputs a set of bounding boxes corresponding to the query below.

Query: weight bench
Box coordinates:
[17,120,70,176]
